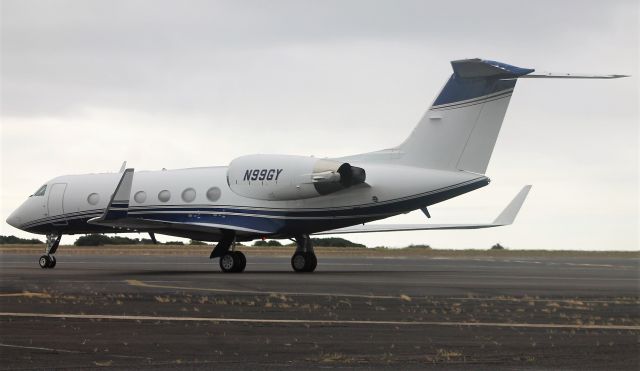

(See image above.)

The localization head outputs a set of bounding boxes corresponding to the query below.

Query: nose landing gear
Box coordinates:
[39,234,61,269]
[39,254,56,269]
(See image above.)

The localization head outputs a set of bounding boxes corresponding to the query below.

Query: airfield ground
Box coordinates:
[0,245,638,370]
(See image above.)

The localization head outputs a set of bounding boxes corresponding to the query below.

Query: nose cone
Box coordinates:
[6,208,23,229]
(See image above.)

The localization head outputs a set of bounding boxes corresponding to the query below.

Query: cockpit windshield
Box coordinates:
[31,184,47,197]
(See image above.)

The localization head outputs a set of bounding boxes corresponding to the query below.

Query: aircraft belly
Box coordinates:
[24,173,488,239]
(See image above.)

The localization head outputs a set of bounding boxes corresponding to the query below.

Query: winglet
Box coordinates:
[92,168,135,222]
[492,185,532,225]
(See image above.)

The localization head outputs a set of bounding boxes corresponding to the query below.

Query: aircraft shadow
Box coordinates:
[111,269,433,277]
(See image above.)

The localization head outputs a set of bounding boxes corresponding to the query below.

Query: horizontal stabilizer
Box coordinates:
[315,185,532,235]
[451,58,534,79]
[520,73,628,79]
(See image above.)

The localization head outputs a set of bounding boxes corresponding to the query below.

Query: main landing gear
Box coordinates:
[209,231,318,273]
[291,234,317,273]
[219,251,246,273]
[39,234,61,269]
[210,230,246,273]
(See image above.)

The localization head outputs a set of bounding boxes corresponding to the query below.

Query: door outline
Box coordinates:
[47,183,68,226]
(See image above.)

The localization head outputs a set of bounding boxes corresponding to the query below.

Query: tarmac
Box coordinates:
[0,251,638,370]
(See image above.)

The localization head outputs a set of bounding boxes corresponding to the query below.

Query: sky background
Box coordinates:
[1,0,638,249]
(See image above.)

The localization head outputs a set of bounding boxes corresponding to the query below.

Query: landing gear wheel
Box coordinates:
[39,255,49,269]
[234,251,246,273]
[39,255,55,269]
[41,234,61,269]
[291,252,317,273]
[307,254,317,272]
[219,251,246,273]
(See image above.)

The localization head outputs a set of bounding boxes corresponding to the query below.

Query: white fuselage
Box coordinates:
[8,161,488,241]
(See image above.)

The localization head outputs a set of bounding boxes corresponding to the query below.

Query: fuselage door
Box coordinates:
[47,183,68,225]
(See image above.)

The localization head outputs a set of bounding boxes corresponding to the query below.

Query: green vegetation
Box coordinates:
[0,235,44,244]
[491,243,506,250]
[74,234,189,246]
[188,240,207,245]
[76,234,142,246]
[253,240,283,247]
[310,237,365,248]
[406,244,431,249]
[251,237,366,248]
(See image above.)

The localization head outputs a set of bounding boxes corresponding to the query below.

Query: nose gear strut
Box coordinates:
[39,233,61,269]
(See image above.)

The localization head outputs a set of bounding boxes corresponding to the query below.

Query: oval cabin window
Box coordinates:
[158,190,171,202]
[134,191,147,203]
[206,187,221,202]
[87,193,100,205]
[181,188,196,203]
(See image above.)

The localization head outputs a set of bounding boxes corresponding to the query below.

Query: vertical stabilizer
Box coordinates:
[397,59,533,174]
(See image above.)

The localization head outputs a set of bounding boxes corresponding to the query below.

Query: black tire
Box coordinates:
[291,252,306,272]
[291,252,317,272]
[307,253,317,272]
[49,255,56,268]
[234,251,246,273]
[219,253,237,273]
[39,255,51,269]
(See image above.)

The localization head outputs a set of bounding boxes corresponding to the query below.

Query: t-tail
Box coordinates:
[352,58,626,174]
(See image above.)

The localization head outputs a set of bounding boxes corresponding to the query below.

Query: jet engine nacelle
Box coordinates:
[227,154,366,201]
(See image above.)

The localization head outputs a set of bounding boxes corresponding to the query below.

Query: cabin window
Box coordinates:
[32,185,47,197]
[181,188,196,203]
[206,187,221,202]
[134,191,147,203]
[87,193,100,205]
[158,190,171,202]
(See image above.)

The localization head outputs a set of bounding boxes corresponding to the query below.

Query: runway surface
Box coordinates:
[1,252,638,369]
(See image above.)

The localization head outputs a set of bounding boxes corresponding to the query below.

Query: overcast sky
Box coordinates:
[1,0,638,249]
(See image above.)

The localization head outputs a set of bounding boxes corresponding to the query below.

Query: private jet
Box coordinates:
[6,58,625,272]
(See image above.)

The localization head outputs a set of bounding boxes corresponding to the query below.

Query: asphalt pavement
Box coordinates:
[1,252,638,370]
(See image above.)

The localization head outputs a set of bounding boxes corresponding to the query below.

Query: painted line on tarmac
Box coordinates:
[0,342,80,353]
[1,312,638,331]
[0,292,51,298]
[126,279,402,299]
[0,342,151,360]
[449,297,638,304]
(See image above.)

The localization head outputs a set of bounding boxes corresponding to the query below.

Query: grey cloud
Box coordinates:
[1,0,635,118]
[1,0,637,249]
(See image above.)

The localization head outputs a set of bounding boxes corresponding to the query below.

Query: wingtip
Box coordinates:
[492,185,532,225]
[100,168,135,221]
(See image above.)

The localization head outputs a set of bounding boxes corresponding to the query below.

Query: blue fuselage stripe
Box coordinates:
[23,178,489,237]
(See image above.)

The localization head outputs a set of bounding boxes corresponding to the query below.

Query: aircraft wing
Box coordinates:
[87,168,274,238]
[89,168,531,238]
[314,185,531,235]
[89,216,273,235]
